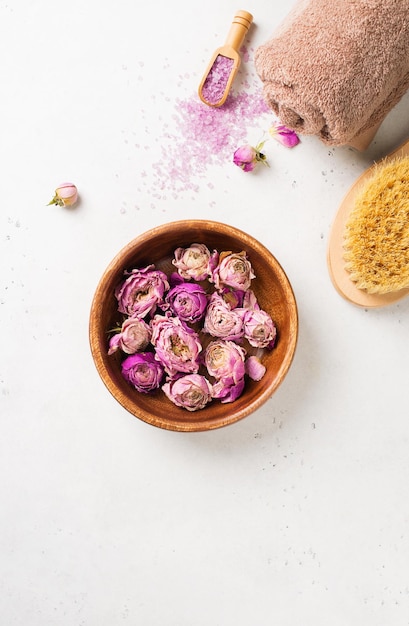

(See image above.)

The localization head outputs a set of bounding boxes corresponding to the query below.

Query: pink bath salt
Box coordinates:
[202,54,234,104]
[137,53,271,198]
[240,45,250,63]
[149,90,270,196]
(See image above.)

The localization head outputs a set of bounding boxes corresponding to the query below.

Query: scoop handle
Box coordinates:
[224,10,253,51]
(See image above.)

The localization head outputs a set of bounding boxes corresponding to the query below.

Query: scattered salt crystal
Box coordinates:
[135,54,270,198]
[241,46,250,63]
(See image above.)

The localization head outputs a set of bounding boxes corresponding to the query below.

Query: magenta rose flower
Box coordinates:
[212,376,245,403]
[121,352,164,393]
[242,308,277,349]
[165,282,208,322]
[172,243,218,281]
[203,292,244,341]
[108,317,152,355]
[233,141,268,172]
[115,265,169,319]
[212,251,255,291]
[162,374,213,411]
[204,339,246,382]
[150,314,202,377]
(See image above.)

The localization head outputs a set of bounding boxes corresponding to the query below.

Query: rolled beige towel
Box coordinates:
[254,0,409,148]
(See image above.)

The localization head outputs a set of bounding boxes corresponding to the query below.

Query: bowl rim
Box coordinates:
[89,219,298,432]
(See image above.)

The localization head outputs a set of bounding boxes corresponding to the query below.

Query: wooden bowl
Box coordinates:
[89,220,298,431]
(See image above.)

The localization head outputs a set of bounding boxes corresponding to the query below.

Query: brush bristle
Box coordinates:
[343,156,409,294]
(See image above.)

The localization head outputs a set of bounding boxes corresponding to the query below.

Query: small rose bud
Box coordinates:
[48,182,78,207]
[233,141,269,172]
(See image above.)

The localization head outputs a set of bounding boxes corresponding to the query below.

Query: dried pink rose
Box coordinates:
[108,317,151,355]
[212,250,255,291]
[162,374,213,411]
[115,265,169,319]
[242,308,277,349]
[212,376,245,403]
[204,339,246,381]
[48,182,78,207]
[219,287,245,309]
[121,352,164,393]
[109,243,278,411]
[150,314,202,378]
[233,141,268,172]
[238,289,277,348]
[203,292,244,341]
[172,243,218,282]
[245,356,266,381]
[241,288,259,310]
[269,121,300,148]
[205,339,246,403]
[165,282,208,322]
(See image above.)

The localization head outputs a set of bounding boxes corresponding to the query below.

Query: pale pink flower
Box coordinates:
[242,308,277,349]
[162,374,213,411]
[172,243,218,281]
[212,376,245,403]
[205,339,246,404]
[108,317,151,355]
[204,339,246,382]
[269,121,300,148]
[48,182,78,207]
[203,292,244,341]
[241,288,259,310]
[212,251,255,291]
[150,314,202,378]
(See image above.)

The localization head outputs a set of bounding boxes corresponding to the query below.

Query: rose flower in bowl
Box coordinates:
[89,220,298,432]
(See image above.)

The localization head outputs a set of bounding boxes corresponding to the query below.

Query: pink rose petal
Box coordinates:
[245,356,266,381]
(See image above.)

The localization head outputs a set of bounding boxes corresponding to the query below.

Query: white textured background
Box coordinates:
[2,1,409,624]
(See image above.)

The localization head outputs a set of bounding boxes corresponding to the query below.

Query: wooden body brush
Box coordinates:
[327,138,409,308]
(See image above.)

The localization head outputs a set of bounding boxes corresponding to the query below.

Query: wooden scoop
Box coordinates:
[327,137,409,307]
[198,11,253,107]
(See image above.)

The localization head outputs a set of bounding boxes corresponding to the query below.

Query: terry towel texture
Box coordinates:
[254,0,409,146]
